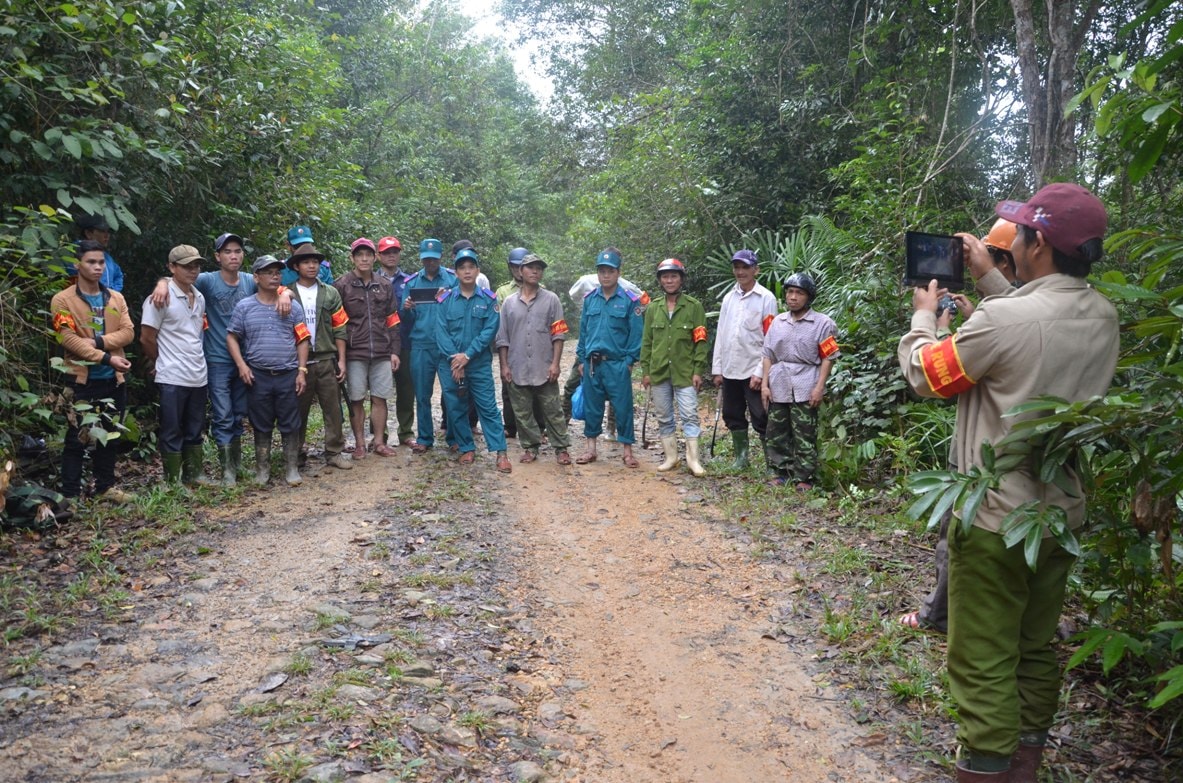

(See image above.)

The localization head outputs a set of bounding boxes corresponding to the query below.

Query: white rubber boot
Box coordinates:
[657,436,679,471]
[685,437,706,477]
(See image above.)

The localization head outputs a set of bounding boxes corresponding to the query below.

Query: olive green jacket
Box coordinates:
[639,293,708,386]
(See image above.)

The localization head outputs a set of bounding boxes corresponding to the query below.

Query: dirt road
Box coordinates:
[0,435,884,782]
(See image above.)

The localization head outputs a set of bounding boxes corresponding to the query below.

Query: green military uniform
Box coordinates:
[295,281,349,464]
[639,293,709,389]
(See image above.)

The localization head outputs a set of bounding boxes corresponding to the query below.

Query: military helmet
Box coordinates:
[655,258,687,278]
[507,247,529,266]
[783,272,817,300]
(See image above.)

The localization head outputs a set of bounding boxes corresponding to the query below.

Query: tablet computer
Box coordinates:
[904,231,965,291]
[408,287,442,303]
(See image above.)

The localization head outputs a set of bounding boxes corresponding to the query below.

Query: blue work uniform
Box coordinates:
[436,285,506,454]
[576,286,645,443]
[402,267,458,447]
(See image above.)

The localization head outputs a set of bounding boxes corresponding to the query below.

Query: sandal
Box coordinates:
[556,451,573,465]
[621,453,639,469]
[372,443,396,457]
[795,481,814,491]
[458,451,475,465]
[410,443,430,455]
[519,451,538,464]
[575,452,597,464]
[352,446,368,460]
[497,455,513,473]
[898,611,923,629]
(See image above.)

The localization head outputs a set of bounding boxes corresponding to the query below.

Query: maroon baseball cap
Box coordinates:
[995,183,1107,260]
[350,237,376,254]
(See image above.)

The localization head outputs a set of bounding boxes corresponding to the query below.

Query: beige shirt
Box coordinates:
[898,273,1119,533]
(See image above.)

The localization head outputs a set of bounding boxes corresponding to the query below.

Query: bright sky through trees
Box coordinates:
[457,0,554,101]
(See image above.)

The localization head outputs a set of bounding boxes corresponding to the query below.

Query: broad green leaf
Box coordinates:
[1065,629,1112,670]
[62,134,83,158]
[1022,524,1042,572]
[1148,666,1183,709]
[958,480,990,534]
[1142,102,1175,123]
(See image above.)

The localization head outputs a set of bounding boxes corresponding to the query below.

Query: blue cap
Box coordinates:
[731,249,758,266]
[454,248,480,268]
[596,249,621,269]
[287,226,313,246]
[419,238,443,259]
[508,247,529,266]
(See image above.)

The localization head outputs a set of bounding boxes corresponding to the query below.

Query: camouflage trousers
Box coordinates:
[765,402,818,483]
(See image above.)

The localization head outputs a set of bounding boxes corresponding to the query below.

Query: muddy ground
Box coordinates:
[0,418,908,783]
[0,415,1172,781]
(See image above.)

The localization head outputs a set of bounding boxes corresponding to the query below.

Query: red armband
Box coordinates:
[53,311,77,333]
[920,337,975,398]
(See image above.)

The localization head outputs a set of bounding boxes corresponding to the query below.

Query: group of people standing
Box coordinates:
[47,181,1125,783]
[50,226,845,501]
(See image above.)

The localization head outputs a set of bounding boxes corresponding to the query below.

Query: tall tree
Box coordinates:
[1010,0,1102,186]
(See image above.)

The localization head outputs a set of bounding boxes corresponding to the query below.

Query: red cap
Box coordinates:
[995,183,1107,260]
[377,236,401,253]
[350,237,376,254]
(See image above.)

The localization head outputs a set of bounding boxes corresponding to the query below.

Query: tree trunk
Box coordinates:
[1009,0,1101,188]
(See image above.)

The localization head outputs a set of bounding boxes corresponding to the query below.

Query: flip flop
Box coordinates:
[575,452,597,464]
[372,444,397,457]
[458,451,475,465]
[556,451,573,465]
[621,453,639,468]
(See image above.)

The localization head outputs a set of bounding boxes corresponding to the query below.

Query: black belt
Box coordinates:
[250,366,296,376]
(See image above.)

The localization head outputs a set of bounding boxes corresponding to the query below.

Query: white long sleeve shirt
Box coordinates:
[711,281,778,379]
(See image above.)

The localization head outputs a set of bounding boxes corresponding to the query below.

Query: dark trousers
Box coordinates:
[503,380,547,438]
[61,377,126,497]
[247,367,301,435]
[158,383,208,453]
[918,510,951,631]
[720,376,767,437]
[297,360,346,456]
[393,345,414,442]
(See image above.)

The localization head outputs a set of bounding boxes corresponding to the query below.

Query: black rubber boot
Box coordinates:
[253,432,272,485]
[162,452,182,484]
[182,445,215,487]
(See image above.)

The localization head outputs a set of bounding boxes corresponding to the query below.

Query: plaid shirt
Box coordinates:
[762,309,839,403]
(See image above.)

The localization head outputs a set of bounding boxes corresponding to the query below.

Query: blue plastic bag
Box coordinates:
[571,382,585,421]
